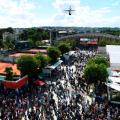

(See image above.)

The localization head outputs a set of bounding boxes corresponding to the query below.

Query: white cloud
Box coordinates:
[0,0,120,27]
[0,0,40,28]
[51,0,120,27]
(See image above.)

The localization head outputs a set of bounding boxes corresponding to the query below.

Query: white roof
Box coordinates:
[106,45,120,54]
[108,67,120,77]
[58,31,67,34]
[69,51,75,56]
[108,76,120,83]
[106,83,120,92]
[107,76,120,92]
[47,60,63,70]
[106,45,120,68]
[109,71,120,77]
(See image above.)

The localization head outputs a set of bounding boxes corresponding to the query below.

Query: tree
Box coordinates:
[5,67,13,81]
[56,39,77,49]
[35,54,50,70]
[6,27,14,33]
[88,55,109,67]
[47,46,61,62]
[99,63,108,82]
[27,28,49,46]
[58,43,70,54]
[4,36,14,50]
[19,30,28,40]
[84,63,108,85]
[98,39,120,46]
[17,55,39,76]
[0,39,4,49]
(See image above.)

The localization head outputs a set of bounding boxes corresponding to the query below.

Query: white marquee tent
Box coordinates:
[106,45,120,69]
[106,83,120,92]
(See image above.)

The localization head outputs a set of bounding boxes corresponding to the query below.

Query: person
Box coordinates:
[0,48,120,120]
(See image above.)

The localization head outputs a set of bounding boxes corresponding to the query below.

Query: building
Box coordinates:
[106,45,120,104]
[106,45,120,69]
[2,32,18,42]
[79,38,98,49]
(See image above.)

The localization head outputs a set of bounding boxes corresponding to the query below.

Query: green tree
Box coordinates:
[4,36,14,50]
[19,30,28,40]
[17,55,39,76]
[58,43,70,54]
[98,39,120,46]
[27,28,49,46]
[0,39,4,49]
[88,55,109,67]
[6,27,14,33]
[35,54,50,70]
[84,63,108,85]
[47,46,61,62]
[99,63,108,82]
[56,39,77,49]
[5,67,13,81]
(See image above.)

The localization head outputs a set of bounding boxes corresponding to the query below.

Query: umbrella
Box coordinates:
[34,80,46,86]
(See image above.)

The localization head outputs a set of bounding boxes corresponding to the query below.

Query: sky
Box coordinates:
[0,0,120,28]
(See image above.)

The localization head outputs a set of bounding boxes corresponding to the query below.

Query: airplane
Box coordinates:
[64,6,75,15]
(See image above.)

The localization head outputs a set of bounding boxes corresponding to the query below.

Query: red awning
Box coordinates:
[3,75,28,89]
[34,80,46,86]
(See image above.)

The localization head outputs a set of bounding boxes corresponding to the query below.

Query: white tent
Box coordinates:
[106,45,120,54]
[108,76,120,83]
[43,60,63,76]
[47,60,63,70]
[107,68,120,77]
[106,45,120,69]
[106,76,120,92]
[106,83,120,92]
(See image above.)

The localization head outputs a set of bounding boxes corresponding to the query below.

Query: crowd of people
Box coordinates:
[0,48,120,120]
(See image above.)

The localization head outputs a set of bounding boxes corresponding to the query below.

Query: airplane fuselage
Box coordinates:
[69,12,71,15]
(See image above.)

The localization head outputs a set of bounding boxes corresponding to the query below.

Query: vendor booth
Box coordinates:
[0,75,6,82]
[106,75,120,104]
[43,60,63,77]
[63,51,75,62]
[106,45,120,104]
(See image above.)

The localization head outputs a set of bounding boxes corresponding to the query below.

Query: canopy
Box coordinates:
[47,60,63,70]
[108,76,120,83]
[106,76,120,92]
[69,51,75,56]
[34,80,46,86]
[109,70,120,77]
[106,83,120,92]
[106,45,120,69]
[106,45,120,54]
[0,75,6,82]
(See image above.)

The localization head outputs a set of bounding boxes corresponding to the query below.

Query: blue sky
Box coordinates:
[0,0,120,28]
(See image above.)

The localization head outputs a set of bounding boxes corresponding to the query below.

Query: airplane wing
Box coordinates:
[70,10,75,11]
[64,10,70,12]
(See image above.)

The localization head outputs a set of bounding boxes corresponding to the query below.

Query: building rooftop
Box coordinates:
[0,62,20,76]
[9,53,35,57]
[106,45,120,68]
[27,49,47,53]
